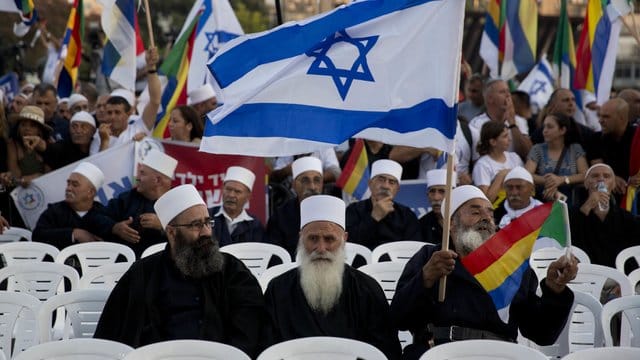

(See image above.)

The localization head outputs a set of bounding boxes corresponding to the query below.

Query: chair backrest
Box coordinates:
[79,262,132,290]
[141,242,166,258]
[257,336,387,360]
[0,227,32,242]
[259,262,298,293]
[0,291,41,359]
[560,347,640,360]
[56,242,135,275]
[615,245,640,275]
[628,268,640,294]
[358,262,405,303]
[345,242,372,267]
[568,263,633,298]
[0,242,59,266]
[601,294,640,347]
[123,340,250,360]
[220,243,292,278]
[12,338,133,360]
[529,246,590,281]
[37,289,111,342]
[418,339,548,360]
[0,263,79,300]
[371,241,427,264]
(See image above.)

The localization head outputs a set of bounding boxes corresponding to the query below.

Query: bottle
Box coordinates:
[596,181,609,211]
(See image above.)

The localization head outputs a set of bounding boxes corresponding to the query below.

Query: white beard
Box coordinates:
[455,229,485,257]
[297,242,346,315]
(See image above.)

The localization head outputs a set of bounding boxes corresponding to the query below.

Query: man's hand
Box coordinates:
[580,188,610,215]
[503,96,516,126]
[544,255,578,294]
[613,176,627,194]
[371,195,395,221]
[422,250,458,289]
[145,46,159,70]
[139,213,162,231]
[132,132,147,142]
[112,217,141,244]
[99,123,112,141]
[72,228,102,243]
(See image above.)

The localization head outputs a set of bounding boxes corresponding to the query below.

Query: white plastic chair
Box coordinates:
[123,339,250,360]
[345,242,372,267]
[37,289,111,342]
[141,242,166,258]
[0,291,41,359]
[55,242,135,275]
[616,245,640,275]
[257,336,386,360]
[568,263,633,299]
[418,339,548,360]
[0,227,32,242]
[13,338,133,360]
[628,268,640,294]
[259,262,298,293]
[0,242,59,266]
[79,262,131,290]
[220,243,292,278]
[561,347,640,360]
[601,295,640,347]
[371,241,427,264]
[0,263,79,300]
[529,246,590,282]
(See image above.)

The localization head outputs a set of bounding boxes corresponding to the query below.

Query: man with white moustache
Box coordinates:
[419,169,455,244]
[265,195,402,360]
[493,166,543,229]
[44,111,97,169]
[391,185,577,359]
[33,162,106,249]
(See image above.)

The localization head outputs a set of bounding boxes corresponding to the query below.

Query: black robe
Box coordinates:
[94,250,270,358]
[265,198,300,258]
[391,244,574,359]
[44,139,90,170]
[569,206,640,268]
[345,198,421,250]
[265,266,402,360]
[418,211,442,244]
[208,206,266,247]
[33,200,107,250]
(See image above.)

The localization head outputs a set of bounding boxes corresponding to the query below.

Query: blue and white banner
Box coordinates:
[201,0,464,157]
[0,72,20,102]
[518,57,555,113]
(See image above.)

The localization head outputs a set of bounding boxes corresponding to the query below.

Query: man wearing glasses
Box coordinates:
[95,184,270,358]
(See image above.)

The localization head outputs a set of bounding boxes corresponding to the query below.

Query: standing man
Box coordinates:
[95,185,270,357]
[419,169,455,244]
[209,166,265,246]
[32,83,69,142]
[267,156,324,258]
[265,195,402,359]
[457,74,484,121]
[33,162,106,249]
[346,159,421,250]
[494,167,542,229]
[44,111,97,170]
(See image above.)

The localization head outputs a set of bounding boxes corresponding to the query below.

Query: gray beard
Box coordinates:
[297,242,346,315]
[453,220,495,257]
[173,233,224,278]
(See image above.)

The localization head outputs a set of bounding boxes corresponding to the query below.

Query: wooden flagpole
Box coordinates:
[438,149,456,302]
[142,0,155,47]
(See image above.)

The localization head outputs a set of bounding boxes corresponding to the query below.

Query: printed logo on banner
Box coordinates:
[15,185,45,212]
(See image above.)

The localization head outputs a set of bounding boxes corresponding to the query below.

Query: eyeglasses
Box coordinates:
[170,218,214,231]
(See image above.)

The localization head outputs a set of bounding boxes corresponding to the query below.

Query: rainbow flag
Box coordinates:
[574,0,630,104]
[57,0,84,98]
[152,12,202,138]
[461,201,568,322]
[623,127,640,215]
[336,139,370,200]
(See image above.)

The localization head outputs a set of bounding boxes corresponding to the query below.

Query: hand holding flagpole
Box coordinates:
[438,148,456,302]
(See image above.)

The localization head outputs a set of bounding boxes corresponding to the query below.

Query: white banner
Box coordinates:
[11,142,136,229]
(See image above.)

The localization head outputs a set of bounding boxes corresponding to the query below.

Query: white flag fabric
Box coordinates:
[99,0,138,91]
[201,0,464,157]
[518,57,555,113]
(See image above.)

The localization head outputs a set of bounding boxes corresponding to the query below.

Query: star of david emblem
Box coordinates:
[205,31,240,59]
[529,79,548,95]
[306,30,378,100]
[22,193,35,206]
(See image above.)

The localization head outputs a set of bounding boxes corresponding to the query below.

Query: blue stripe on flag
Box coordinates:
[506,1,535,74]
[102,41,121,76]
[353,173,370,199]
[591,15,612,94]
[210,0,440,88]
[486,260,530,310]
[204,98,457,142]
[484,14,500,47]
[115,0,136,27]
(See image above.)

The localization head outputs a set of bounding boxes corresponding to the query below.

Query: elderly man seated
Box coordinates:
[494,166,543,229]
[391,185,577,359]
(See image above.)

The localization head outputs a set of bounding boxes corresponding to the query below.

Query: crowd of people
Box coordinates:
[0,42,639,358]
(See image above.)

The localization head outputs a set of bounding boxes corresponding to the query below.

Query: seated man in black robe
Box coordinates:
[94,184,270,358]
[33,162,106,249]
[391,185,577,359]
[265,195,402,360]
[209,166,265,246]
[419,169,454,244]
[346,159,421,250]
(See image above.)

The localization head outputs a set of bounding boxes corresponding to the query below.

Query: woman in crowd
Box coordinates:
[168,105,203,144]
[472,121,523,203]
[525,113,587,205]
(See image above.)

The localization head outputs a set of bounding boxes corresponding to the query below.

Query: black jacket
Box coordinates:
[33,200,107,249]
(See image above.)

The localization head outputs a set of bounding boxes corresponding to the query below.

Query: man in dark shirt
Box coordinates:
[419,169,453,244]
[95,184,270,357]
[44,111,96,170]
[265,195,402,359]
[346,159,421,250]
[32,83,69,142]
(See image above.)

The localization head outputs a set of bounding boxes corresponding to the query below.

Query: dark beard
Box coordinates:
[173,233,224,278]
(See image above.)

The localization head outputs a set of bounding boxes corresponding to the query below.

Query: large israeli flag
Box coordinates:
[201,0,464,157]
